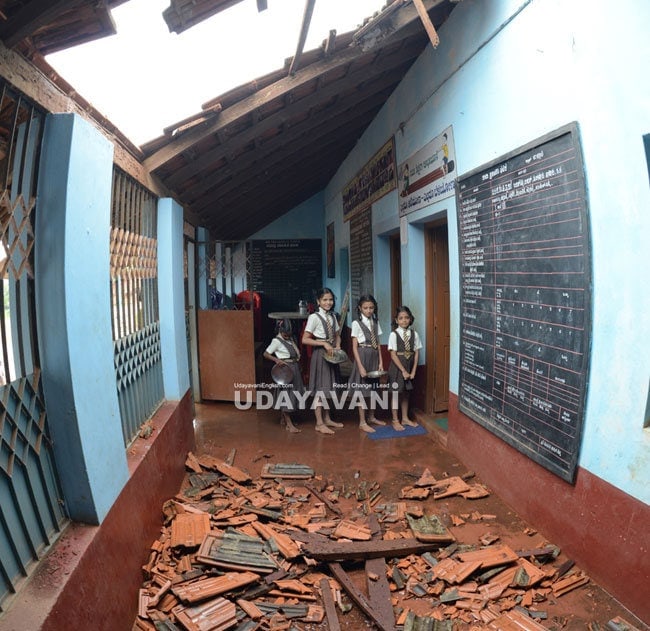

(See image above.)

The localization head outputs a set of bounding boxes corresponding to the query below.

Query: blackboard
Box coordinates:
[251,239,322,312]
[349,206,374,308]
[456,123,591,483]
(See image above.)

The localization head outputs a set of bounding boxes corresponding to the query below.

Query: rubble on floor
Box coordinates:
[132,451,629,631]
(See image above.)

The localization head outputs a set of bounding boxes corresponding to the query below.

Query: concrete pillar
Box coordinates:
[157,198,190,400]
[35,113,126,524]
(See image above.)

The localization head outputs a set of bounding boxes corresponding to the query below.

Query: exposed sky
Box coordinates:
[46,0,387,147]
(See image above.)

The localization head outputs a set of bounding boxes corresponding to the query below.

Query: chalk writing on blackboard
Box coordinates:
[456,123,591,483]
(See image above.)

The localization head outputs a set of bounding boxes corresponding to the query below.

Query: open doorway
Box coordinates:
[425,222,450,413]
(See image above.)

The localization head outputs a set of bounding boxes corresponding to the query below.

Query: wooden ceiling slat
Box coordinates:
[163,36,425,190]
[182,77,403,205]
[143,0,445,173]
[0,0,85,48]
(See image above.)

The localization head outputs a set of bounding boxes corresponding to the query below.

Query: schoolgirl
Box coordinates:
[263,318,305,433]
[387,305,422,431]
[348,294,387,433]
[301,287,344,434]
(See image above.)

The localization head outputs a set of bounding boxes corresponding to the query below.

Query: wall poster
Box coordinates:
[398,125,456,217]
[343,138,396,221]
[456,123,591,483]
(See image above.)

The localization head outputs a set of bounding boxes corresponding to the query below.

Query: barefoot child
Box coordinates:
[349,294,387,433]
[301,287,344,434]
[263,318,304,433]
[387,305,421,431]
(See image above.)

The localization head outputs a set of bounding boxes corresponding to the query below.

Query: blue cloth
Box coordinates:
[367,423,427,440]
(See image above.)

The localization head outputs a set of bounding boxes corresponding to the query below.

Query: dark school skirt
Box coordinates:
[348,346,380,393]
[388,353,415,393]
[274,361,305,412]
[308,346,341,398]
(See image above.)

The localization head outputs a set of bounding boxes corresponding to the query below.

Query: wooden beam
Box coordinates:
[302,537,444,562]
[0,0,83,49]
[144,0,446,172]
[162,38,423,188]
[412,0,440,48]
[328,563,395,631]
[289,0,316,76]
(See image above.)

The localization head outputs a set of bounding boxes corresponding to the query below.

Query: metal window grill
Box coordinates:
[199,240,253,310]
[0,81,66,612]
[110,168,164,446]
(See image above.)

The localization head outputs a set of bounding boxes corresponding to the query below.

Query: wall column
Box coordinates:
[35,112,126,524]
[157,198,190,400]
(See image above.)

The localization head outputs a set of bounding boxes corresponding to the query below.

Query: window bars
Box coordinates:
[110,168,164,445]
[0,81,66,613]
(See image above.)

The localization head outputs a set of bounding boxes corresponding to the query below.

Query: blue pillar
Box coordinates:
[35,113,127,524]
[158,198,190,399]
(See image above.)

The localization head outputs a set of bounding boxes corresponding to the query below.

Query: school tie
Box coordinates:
[404,330,411,352]
[325,314,333,341]
[369,323,378,349]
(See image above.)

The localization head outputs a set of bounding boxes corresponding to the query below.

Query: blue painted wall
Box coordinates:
[279,0,650,505]
[35,113,127,523]
[250,191,324,240]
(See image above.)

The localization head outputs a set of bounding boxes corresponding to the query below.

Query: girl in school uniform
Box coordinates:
[348,294,387,433]
[301,287,344,434]
[388,305,422,431]
[263,318,304,433]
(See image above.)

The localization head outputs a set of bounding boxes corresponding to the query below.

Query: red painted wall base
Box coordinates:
[1,391,195,631]
[448,392,650,623]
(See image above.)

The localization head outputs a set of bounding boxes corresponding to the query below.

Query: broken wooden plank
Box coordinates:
[302,536,445,561]
[328,562,395,631]
[366,557,396,631]
[319,577,341,631]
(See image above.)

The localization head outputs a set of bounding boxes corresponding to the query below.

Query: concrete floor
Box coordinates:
[192,401,648,630]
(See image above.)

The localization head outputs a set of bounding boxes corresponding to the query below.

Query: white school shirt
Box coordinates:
[387,327,422,351]
[265,336,299,360]
[350,315,382,344]
[305,308,339,339]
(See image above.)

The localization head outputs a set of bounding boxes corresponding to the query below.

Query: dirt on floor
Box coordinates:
[132,402,648,630]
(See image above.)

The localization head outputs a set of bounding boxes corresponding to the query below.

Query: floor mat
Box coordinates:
[367,423,428,440]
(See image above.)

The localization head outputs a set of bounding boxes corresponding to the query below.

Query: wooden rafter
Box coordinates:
[144,0,447,173]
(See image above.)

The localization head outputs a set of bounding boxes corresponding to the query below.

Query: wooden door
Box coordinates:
[425,224,450,412]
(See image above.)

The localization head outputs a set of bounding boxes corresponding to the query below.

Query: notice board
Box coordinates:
[349,206,374,307]
[456,123,591,482]
[251,239,322,312]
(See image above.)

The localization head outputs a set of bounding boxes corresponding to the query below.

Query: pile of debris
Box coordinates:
[132,452,602,631]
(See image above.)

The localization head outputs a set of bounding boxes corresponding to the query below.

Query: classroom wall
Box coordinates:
[314,0,650,617]
[322,0,650,506]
